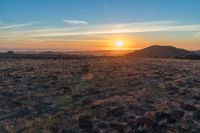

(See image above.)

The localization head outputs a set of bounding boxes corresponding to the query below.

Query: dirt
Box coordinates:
[0,57,200,133]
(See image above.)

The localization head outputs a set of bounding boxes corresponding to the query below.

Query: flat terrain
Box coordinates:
[0,57,200,133]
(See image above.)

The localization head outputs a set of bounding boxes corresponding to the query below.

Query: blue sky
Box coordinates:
[1,0,200,24]
[0,0,200,51]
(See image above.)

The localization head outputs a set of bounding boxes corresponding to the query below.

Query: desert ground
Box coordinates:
[0,57,200,133]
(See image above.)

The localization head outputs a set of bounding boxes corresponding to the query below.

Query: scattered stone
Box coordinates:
[181,104,197,111]
[96,122,108,129]
[1,91,14,97]
[169,110,185,119]
[78,115,93,129]
[110,122,127,132]
[128,120,137,130]
[81,96,96,105]
[167,117,177,124]
[155,112,169,122]
[193,110,200,121]
[71,93,84,99]
[166,110,184,124]
[136,117,155,129]
[15,108,31,118]
[107,107,125,117]
[61,128,80,133]
[192,96,200,100]
[153,124,168,133]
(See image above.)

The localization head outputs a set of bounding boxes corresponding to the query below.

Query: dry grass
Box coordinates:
[0,57,199,132]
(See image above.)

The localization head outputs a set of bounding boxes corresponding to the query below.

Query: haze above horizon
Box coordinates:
[0,0,200,51]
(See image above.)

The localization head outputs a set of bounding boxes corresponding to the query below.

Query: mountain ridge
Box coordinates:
[125,45,199,59]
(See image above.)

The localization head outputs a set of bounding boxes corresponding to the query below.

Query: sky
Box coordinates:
[0,0,200,51]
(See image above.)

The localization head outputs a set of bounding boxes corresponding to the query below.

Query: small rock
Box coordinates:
[155,112,169,122]
[1,91,14,97]
[153,124,167,133]
[78,115,93,129]
[15,108,31,117]
[181,104,197,111]
[136,117,155,129]
[81,96,96,105]
[167,116,177,124]
[128,120,137,129]
[192,96,200,101]
[72,93,83,99]
[61,128,80,133]
[83,127,94,133]
[96,122,108,129]
[169,110,184,119]
[110,122,127,132]
[107,107,125,117]
[193,110,200,121]
[166,110,184,124]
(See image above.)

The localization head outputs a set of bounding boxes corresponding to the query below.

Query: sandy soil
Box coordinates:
[0,57,200,133]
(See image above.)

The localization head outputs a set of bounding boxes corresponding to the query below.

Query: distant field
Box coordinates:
[0,57,200,133]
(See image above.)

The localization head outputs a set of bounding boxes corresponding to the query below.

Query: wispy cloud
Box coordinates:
[2,20,200,41]
[62,19,89,25]
[104,2,109,12]
[194,32,200,39]
[26,21,200,38]
[0,22,39,30]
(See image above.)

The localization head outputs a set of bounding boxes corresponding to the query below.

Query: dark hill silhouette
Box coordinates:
[126,45,194,58]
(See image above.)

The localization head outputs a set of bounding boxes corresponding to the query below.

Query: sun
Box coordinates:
[115,40,125,48]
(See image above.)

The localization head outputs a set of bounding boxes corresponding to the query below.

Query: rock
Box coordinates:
[81,96,96,105]
[136,117,155,129]
[192,96,200,100]
[8,100,22,108]
[191,128,200,133]
[81,64,90,74]
[1,91,14,97]
[153,124,168,133]
[78,115,93,129]
[71,93,84,99]
[59,86,71,93]
[128,120,137,129]
[110,122,127,132]
[166,110,184,124]
[193,110,200,121]
[96,122,108,129]
[181,104,197,111]
[82,127,94,133]
[61,128,80,133]
[107,107,125,117]
[155,112,169,122]
[169,110,185,119]
[167,117,177,124]
[15,108,31,117]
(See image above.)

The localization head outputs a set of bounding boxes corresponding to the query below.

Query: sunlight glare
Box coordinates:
[115,40,125,47]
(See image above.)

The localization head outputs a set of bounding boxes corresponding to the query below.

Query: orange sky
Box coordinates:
[0,32,199,51]
[1,1,200,51]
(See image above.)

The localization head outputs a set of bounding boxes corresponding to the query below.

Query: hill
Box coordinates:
[125,45,194,58]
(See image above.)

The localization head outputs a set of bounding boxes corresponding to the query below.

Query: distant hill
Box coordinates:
[194,50,200,55]
[125,45,195,58]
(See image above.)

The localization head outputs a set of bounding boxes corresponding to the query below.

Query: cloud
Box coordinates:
[26,20,200,38]
[194,32,200,39]
[62,19,89,25]
[104,2,109,12]
[0,22,39,30]
[2,20,200,41]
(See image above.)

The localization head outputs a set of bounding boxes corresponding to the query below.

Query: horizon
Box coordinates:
[0,45,199,53]
[0,0,200,51]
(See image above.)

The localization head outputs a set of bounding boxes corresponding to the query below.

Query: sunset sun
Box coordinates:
[115,40,125,48]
